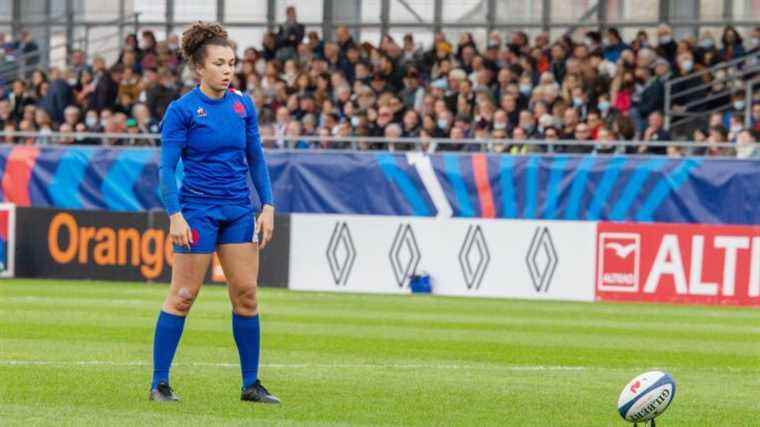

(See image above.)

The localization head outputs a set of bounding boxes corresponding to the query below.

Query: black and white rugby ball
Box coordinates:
[617,371,676,423]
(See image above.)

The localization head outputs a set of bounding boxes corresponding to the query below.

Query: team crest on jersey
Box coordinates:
[233,100,245,117]
[196,107,207,118]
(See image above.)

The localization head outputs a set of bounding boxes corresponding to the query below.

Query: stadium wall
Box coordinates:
[7,208,760,306]
[2,146,760,225]
[13,207,290,286]
[289,214,760,306]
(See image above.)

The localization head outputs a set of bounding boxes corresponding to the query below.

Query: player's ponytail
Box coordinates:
[181,21,231,67]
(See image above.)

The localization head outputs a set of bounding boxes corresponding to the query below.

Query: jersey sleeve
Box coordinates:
[159,101,187,215]
[243,95,274,208]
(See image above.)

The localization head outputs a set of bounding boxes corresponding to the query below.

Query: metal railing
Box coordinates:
[0,131,755,159]
[0,40,81,81]
[0,13,142,81]
[664,50,760,134]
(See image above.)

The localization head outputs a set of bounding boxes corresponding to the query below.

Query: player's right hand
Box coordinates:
[169,213,193,249]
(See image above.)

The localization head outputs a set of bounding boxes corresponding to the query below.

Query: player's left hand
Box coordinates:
[256,205,275,250]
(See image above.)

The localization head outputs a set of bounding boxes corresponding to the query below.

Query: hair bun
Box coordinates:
[181,21,229,63]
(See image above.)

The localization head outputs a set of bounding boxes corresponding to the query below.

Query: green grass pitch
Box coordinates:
[1,279,759,426]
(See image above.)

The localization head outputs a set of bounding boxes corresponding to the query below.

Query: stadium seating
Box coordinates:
[0,10,758,156]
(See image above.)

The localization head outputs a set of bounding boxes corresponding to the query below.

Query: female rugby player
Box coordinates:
[149,22,279,404]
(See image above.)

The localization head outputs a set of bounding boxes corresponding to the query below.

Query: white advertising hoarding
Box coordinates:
[289,214,597,301]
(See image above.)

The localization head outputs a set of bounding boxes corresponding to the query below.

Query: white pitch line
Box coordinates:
[3,360,757,374]
[0,360,587,371]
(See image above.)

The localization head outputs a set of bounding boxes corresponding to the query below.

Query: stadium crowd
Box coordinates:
[0,6,759,157]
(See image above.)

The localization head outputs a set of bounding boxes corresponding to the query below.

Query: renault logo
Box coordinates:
[326,222,356,286]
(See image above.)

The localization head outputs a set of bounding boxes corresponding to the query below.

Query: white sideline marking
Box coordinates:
[3,360,756,374]
[0,360,585,371]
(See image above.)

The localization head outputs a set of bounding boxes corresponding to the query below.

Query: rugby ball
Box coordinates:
[617,371,676,423]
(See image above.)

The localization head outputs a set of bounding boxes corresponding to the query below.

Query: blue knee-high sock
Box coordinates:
[232,312,260,389]
[151,310,186,389]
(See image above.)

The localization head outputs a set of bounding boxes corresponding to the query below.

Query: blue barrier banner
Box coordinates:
[0,146,758,225]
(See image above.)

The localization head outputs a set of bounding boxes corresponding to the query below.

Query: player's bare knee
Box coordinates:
[171,287,196,313]
[234,285,258,314]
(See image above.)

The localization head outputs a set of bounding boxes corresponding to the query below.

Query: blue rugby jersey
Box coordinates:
[159,86,273,215]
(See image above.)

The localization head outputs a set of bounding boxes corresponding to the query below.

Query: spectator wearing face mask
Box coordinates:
[74,109,101,145]
[597,93,621,126]
[433,109,452,139]
[516,75,533,110]
[84,109,102,132]
[670,52,705,113]
[166,34,181,56]
[5,18,756,157]
[655,25,678,66]
[491,109,511,134]
[695,31,720,66]
[570,86,590,120]
[723,91,748,128]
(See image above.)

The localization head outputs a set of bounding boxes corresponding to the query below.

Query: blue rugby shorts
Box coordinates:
[173,202,257,254]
